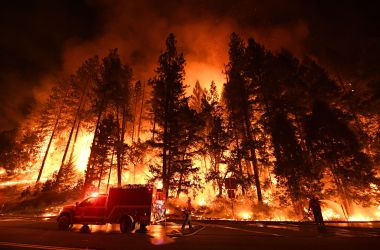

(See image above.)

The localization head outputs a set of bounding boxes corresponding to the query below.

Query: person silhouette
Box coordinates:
[308,195,325,231]
[181,197,193,230]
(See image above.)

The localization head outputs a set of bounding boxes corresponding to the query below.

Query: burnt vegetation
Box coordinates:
[0,33,379,218]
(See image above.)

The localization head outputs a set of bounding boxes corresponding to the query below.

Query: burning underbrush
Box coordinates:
[164,195,380,222]
[0,179,83,216]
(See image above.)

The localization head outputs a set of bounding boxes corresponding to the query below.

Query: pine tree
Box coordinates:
[171,105,203,197]
[189,80,204,113]
[203,82,230,197]
[84,115,116,192]
[223,33,263,203]
[148,33,187,194]
[102,49,133,187]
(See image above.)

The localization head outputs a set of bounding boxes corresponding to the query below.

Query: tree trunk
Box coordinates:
[36,89,67,183]
[244,114,263,204]
[69,118,82,161]
[162,110,169,193]
[331,163,351,217]
[152,114,156,142]
[84,108,103,191]
[131,88,139,143]
[106,149,115,192]
[176,170,183,198]
[57,80,90,185]
[176,148,187,198]
[97,162,105,191]
[235,135,246,195]
[116,106,122,187]
[56,115,77,185]
[137,81,145,142]
[36,111,61,182]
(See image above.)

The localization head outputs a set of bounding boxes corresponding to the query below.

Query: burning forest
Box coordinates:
[0,0,380,223]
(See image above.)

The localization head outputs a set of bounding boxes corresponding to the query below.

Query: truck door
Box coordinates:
[74,197,94,223]
[74,196,107,223]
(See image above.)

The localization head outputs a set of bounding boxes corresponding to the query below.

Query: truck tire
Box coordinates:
[57,215,71,231]
[120,216,134,233]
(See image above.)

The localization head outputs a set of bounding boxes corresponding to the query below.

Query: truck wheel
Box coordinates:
[120,216,134,233]
[57,215,71,231]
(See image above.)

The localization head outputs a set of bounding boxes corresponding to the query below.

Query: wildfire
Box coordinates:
[74,133,93,172]
[198,197,206,207]
[0,179,43,187]
[238,211,252,220]
[155,180,163,189]
[322,208,342,221]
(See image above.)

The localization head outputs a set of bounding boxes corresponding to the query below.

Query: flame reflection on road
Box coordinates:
[149,224,176,245]
[70,223,177,245]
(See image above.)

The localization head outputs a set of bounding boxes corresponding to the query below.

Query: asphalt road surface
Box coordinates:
[0,216,379,250]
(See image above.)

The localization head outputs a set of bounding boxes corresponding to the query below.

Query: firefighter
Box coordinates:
[308,195,325,231]
[181,197,193,230]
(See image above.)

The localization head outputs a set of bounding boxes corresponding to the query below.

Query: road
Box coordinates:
[0,216,379,250]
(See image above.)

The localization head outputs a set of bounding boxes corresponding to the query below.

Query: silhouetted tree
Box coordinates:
[189,80,204,113]
[223,33,263,203]
[202,82,230,197]
[102,49,133,187]
[305,101,378,211]
[84,115,116,192]
[148,33,187,194]
[170,105,203,197]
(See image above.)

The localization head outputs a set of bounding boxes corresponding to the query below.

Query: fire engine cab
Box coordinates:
[57,185,162,233]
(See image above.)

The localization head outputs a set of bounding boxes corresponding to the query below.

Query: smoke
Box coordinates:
[2,0,378,131]
[61,0,310,95]
[0,0,312,131]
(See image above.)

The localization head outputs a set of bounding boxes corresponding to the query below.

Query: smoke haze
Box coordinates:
[0,0,379,131]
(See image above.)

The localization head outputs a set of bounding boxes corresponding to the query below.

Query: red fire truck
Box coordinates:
[57,185,160,233]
